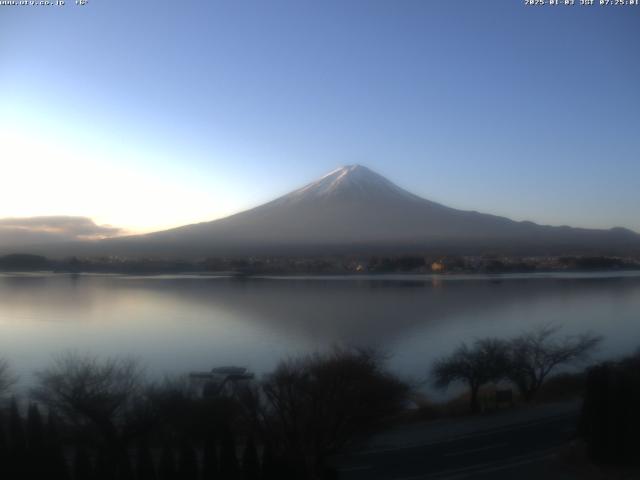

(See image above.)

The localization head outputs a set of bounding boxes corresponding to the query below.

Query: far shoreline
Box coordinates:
[2,269,640,281]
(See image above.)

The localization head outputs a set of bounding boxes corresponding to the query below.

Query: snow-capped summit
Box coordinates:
[279,164,420,204]
[274,165,422,208]
[98,165,640,257]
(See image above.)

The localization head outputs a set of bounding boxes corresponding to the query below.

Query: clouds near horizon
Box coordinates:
[0,216,123,248]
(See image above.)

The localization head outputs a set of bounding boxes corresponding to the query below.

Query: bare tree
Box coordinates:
[258,348,409,478]
[143,374,239,440]
[506,325,602,402]
[0,358,16,397]
[32,352,144,468]
[432,338,510,413]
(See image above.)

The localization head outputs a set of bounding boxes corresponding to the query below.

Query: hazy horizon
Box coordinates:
[1,163,639,249]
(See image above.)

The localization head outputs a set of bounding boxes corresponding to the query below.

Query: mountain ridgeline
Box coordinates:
[96,165,640,258]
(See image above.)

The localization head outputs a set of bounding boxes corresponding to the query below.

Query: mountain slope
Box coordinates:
[101,165,640,257]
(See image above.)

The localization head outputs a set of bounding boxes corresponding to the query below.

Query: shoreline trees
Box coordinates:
[0,359,15,398]
[431,326,602,412]
[432,339,510,413]
[506,326,602,402]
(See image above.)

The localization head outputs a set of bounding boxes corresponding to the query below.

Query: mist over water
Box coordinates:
[1,272,639,393]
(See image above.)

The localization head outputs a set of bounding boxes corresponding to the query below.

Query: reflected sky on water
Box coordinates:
[1,272,639,393]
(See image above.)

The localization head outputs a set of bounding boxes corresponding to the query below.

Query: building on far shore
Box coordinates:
[431,261,446,273]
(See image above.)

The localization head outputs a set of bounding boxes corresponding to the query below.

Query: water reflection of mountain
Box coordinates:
[2,274,639,343]
[82,274,640,346]
[2,273,640,384]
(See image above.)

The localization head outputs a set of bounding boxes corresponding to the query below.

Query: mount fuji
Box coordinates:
[99,165,640,258]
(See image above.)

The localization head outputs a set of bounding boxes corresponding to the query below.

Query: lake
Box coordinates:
[1,272,640,394]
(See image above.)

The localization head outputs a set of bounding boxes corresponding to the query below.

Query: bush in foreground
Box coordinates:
[580,351,640,466]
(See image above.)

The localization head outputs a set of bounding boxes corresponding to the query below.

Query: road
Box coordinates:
[337,405,581,480]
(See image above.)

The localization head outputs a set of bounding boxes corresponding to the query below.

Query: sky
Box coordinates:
[1,0,639,236]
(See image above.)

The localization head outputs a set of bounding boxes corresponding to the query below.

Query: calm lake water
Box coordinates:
[1,272,640,392]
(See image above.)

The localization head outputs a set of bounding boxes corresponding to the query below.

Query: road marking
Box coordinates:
[442,442,507,457]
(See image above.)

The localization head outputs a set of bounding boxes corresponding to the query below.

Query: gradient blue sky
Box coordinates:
[1,0,639,234]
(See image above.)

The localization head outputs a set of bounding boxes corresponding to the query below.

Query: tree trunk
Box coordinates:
[522,388,535,403]
[520,379,540,403]
[470,385,481,414]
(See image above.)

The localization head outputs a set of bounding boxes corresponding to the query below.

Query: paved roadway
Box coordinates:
[337,408,580,480]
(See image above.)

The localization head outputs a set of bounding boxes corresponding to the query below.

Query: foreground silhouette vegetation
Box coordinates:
[432,326,602,413]
[580,350,640,467]
[0,328,622,478]
[0,348,409,480]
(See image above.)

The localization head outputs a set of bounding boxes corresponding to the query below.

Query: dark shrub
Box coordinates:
[580,352,640,466]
